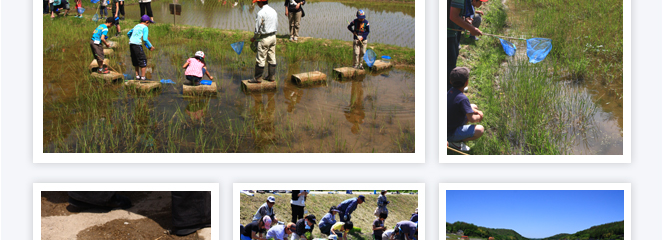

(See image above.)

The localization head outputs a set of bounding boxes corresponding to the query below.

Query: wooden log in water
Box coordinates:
[370,60,392,71]
[183,82,218,96]
[291,71,327,85]
[333,67,366,79]
[90,71,124,83]
[241,80,278,93]
[89,59,110,72]
[124,80,161,93]
[103,49,114,55]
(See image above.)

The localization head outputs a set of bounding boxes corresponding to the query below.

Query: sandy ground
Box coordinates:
[41,191,211,240]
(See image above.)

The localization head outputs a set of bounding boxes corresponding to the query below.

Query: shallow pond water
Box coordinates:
[120,0,415,48]
[43,43,415,153]
[502,1,622,155]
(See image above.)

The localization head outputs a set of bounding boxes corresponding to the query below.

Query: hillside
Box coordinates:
[542,221,624,240]
[241,193,418,240]
[446,221,528,240]
[446,221,624,240]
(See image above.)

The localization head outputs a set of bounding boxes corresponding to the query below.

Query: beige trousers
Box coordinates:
[353,39,368,66]
[288,11,302,38]
[256,34,277,67]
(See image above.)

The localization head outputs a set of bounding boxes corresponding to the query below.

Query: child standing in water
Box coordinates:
[347,9,370,69]
[182,51,214,86]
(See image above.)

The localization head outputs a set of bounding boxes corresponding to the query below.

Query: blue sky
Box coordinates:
[446,190,624,239]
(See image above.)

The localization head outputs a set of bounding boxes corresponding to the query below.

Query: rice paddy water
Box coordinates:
[122,0,415,48]
[42,1,415,153]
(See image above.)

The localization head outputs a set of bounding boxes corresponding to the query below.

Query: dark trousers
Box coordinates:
[184,75,202,86]
[447,35,460,91]
[139,3,153,17]
[291,204,305,223]
[44,0,50,13]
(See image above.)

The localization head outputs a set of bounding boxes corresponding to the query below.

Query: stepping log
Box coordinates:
[241,80,277,93]
[370,60,392,71]
[103,49,114,55]
[88,59,110,72]
[90,71,124,83]
[291,71,327,85]
[333,67,366,79]
[183,82,218,96]
[124,80,161,93]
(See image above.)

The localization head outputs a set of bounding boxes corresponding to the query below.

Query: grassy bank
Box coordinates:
[448,0,622,155]
[240,193,418,240]
[43,15,415,153]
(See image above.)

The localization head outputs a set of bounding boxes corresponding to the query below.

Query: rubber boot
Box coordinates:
[266,64,277,82]
[249,64,264,83]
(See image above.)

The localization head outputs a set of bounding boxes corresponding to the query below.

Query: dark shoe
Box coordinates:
[249,64,264,83]
[265,64,276,82]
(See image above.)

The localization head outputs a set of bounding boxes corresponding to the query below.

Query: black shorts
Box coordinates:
[130,44,147,67]
[184,75,202,86]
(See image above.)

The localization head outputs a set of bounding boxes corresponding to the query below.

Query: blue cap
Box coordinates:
[358,195,365,201]
[356,10,365,19]
[141,15,154,23]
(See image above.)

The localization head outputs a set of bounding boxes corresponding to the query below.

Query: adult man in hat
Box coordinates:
[253,195,279,223]
[336,195,365,222]
[249,0,278,83]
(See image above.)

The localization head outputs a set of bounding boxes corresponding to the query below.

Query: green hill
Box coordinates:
[446,221,528,240]
[542,221,624,240]
[446,221,624,240]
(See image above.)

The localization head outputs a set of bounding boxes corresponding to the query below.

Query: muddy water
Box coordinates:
[503,1,622,154]
[43,44,415,153]
[120,0,415,48]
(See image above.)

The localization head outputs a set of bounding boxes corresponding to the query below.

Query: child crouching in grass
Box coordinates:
[447,67,484,152]
[330,221,353,240]
[182,51,214,86]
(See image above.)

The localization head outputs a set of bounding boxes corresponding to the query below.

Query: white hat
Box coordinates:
[267,196,276,203]
[195,51,205,58]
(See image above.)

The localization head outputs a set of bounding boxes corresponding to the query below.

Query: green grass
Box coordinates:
[448,0,622,155]
[240,193,418,240]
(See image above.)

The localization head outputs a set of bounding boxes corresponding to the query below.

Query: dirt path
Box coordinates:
[41,192,211,240]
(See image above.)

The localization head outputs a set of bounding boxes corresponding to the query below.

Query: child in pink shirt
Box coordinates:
[182,51,214,86]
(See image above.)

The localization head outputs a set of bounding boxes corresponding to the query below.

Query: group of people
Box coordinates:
[86,0,371,87]
[241,190,419,240]
[446,0,489,152]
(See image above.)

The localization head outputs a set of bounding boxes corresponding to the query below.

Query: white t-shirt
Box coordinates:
[290,190,306,206]
[382,229,395,240]
[255,4,278,35]
[266,225,287,240]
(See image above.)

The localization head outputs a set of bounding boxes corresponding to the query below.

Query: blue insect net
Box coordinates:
[526,38,553,64]
[91,0,100,3]
[499,38,517,57]
[77,7,85,14]
[363,49,377,67]
[231,41,245,55]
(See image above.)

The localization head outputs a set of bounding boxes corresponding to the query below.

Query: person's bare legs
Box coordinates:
[140,67,147,79]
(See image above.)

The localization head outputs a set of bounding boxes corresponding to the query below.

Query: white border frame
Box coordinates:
[439,0,631,162]
[33,1,426,163]
[33,183,219,240]
[439,183,631,239]
[233,183,425,240]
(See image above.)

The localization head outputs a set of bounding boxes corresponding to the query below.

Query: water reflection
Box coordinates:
[185,98,210,121]
[124,0,414,47]
[250,93,276,147]
[343,81,365,135]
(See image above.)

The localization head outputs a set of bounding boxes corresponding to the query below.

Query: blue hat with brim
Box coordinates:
[357,10,366,19]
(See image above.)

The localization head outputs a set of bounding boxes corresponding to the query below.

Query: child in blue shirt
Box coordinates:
[447,67,484,152]
[90,17,116,74]
[128,15,155,80]
[347,10,370,69]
